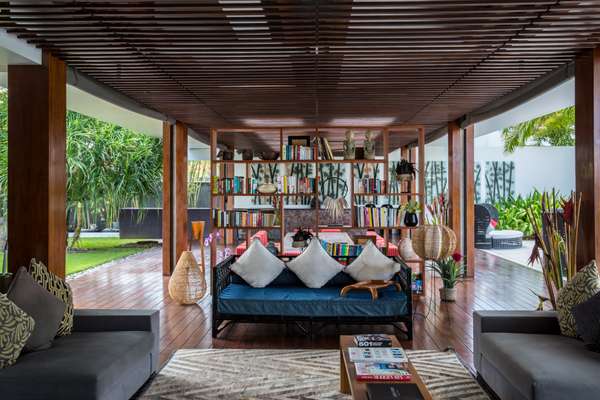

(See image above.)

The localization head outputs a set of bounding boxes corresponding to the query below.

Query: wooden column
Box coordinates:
[8,52,66,277]
[575,48,600,268]
[448,120,463,255]
[162,121,188,275]
[464,125,475,277]
[162,122,173,275]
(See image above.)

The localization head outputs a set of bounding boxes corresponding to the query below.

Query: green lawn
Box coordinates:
[0,238,156,276]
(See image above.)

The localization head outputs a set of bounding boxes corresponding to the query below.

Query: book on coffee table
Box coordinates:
[349,347,407,363]
[355,362,411,382]
[366,383,424,400]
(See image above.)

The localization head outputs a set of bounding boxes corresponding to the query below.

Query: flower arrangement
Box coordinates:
[527,190,581,309]
[426,193,449,225]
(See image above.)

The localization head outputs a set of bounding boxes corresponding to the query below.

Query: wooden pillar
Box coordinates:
[162,121,188,275]
[464,125,475,277]
[575,48,600,268]
[448,120,462,255]
[8,52,66,277]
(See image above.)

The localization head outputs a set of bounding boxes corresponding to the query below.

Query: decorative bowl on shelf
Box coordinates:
[217,150,234,160]
[257,182,277,194]
[238,149,253,160]
[259,151,280,161]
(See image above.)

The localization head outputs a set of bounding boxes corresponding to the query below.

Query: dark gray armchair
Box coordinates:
[474,310,600,400]
[0,309,159,400]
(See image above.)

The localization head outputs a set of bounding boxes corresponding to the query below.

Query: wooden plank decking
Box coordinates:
[68,247,544,372]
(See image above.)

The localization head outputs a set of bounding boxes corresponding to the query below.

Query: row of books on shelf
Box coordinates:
[212,209,278,228]
[355,205,404,227]
[281,144,317,160]
[354,178,387,194]
[212,176,245,194]
[321,240,363,257]
[276,176,315,194]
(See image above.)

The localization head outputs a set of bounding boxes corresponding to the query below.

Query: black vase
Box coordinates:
[404,212,419,227]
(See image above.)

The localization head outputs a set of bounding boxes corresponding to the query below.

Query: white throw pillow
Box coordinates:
[230,239,285,288]
[287,239,344,288]
[345,241,400,281]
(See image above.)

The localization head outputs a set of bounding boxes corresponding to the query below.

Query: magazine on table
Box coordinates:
[348,347,407,363]
[354,362,411,382]
[354,334,393,347]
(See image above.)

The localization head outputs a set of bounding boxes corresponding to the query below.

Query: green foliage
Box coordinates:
[494,190,545,237]
[502,106,575,153]
[431,257,465,289]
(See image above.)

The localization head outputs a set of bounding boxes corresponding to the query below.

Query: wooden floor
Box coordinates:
[69,247,545,372]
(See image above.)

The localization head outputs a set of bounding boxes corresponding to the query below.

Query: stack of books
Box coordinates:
[355,204,401,227]
[212,176,245,194]
[321,240,363,257]
[212,209,278,228]
[314,137,334,160]
[282,144,316,160]
[348,345,411,382]
[277,176,315,194]
[354,178,387,194]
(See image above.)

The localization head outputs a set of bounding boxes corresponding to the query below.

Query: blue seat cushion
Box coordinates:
[218,284,408,317]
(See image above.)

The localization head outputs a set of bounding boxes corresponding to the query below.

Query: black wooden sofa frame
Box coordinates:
[211,255,413,340]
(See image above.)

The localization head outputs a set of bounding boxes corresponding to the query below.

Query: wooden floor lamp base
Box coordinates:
[340,280,402,300]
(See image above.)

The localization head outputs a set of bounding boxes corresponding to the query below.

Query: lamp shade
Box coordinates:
[168,251,206,304]
[412,224,457,260]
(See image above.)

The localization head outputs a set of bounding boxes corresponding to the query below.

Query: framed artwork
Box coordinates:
[288,135,311,146]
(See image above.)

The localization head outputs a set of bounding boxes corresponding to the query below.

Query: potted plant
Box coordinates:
[402,200,421,227]
[395,159,417,182]
[431,252,465,301]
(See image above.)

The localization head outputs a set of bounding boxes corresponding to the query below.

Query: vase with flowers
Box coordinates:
[402,200,421,227]
[431,252,465,301]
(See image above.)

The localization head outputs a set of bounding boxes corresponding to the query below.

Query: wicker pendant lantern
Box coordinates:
[168,250,207,304]
[412,224,457,260]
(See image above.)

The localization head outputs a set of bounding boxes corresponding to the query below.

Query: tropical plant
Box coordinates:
[426,193,449,225]
[502,106,575,153]
[494,190,545,238]
[527,190,581,309]
[431,252,465,289]
[402,200,421,214]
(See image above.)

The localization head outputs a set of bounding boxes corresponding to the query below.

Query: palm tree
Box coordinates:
[502,106,575,153]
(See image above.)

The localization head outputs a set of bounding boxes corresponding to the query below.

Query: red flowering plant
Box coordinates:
[527,190,581,310]
[431,252,466,289]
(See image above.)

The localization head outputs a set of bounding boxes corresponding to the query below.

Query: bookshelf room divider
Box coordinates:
[209,125,427,295]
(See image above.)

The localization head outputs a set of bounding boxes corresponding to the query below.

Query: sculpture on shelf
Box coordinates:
[364,130,375,159]
[343,130,356,160]
[292,227,313,248]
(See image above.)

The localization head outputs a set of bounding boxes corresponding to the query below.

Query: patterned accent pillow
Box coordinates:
[0,293,35,369]
[28,259,73,336]
[556,261,600,337]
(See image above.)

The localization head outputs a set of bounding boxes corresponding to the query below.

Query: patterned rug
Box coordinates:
[140,349,489,400]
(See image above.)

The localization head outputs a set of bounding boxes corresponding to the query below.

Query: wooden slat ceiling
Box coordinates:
[1,0,599,138]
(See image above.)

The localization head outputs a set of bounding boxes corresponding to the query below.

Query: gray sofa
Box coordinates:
[0,309,159,400]
[474,310,600,400]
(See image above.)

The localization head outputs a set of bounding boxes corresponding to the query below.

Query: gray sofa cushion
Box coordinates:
[7,267,65,352]
[0,331,154,400]
[480,332,600,400]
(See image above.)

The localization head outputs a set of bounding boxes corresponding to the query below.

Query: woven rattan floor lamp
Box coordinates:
[168,221,207,304]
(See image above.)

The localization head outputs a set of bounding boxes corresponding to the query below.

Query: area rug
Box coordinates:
[140,349,489,400]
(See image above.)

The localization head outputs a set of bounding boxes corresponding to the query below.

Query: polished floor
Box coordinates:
[69,247,545,372]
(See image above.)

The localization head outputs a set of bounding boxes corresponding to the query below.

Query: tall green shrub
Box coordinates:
[494,190,544,237]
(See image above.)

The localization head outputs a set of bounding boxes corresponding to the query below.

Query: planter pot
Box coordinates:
[404,212,419,227]
[396,173,413,182]
[439,287,457,302]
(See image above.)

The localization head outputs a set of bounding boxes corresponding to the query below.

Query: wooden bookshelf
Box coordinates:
[210,125,427,296]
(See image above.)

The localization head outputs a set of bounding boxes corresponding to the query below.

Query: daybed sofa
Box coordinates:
[0,309,159,400]
[474,310,600,400]
[212,255,412,338]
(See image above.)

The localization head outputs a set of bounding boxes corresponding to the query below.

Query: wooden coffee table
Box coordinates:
[339,335,433,400]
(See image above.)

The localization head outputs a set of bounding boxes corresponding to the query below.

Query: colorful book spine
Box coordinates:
[214,176,245,194]
[212,209,278,228]
[354,178,387,194]
[282,145,315,160]
[355,205,400,227]
[277,176,315,194]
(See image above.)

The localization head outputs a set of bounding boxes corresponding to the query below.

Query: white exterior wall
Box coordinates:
[426,133,575,198]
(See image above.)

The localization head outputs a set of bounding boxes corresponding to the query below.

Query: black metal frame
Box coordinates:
[211,255,413,340]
